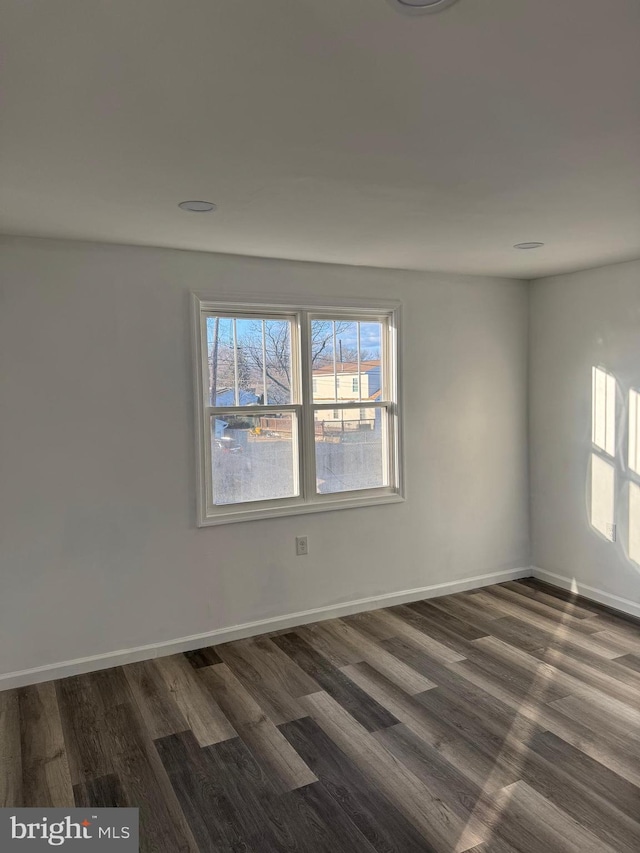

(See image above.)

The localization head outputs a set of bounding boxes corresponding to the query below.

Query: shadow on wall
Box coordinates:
[589,366,640,570]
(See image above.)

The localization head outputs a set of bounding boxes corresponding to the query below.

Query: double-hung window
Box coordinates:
[193,295,403,525]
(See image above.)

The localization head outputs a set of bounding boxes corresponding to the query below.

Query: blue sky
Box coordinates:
[207,317,381,358]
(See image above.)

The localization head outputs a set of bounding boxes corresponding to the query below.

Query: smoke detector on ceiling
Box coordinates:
[178,200,217,213]
[387,0,461,15]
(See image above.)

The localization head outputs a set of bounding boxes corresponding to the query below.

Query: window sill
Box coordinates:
[197,491,405,527]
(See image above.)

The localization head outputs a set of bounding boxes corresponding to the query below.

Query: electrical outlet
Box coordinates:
[296,536,308,556]
[606,522,617,542]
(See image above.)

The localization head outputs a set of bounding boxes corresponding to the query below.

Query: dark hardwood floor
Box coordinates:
[2,578,640,852]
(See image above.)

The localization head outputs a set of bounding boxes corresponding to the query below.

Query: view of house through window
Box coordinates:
[195,301,401,524]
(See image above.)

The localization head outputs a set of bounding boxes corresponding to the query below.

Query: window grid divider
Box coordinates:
[299,310,316,503]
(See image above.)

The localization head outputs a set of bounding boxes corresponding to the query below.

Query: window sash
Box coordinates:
[193,296,403,525]
[206,408,304,513]
[307,312,391,403]
[202,309,301,408]
[312,404,395,497]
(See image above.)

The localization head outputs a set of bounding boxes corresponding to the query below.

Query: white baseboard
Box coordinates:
[0,566,532,692]
[532,567,640,621]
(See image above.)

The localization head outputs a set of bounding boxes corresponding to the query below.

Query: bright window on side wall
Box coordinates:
[192,296,403,525]
[590,366,617,541]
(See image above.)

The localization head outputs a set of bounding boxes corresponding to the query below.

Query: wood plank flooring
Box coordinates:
[3,578,640,852]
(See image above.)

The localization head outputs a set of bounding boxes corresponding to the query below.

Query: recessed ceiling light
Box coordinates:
[388,0,461,15]
[178,200,217,213]
[514,242,544,250]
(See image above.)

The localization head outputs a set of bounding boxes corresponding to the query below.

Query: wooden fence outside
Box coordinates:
[257,417,374,439]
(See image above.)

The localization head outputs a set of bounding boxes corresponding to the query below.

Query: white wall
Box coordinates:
[0,236,529,679]
[530,258,640,608]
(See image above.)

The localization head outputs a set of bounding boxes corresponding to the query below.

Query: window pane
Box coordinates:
[211,413,298,505]
[206,316,293,406]
[591,366,615,457]
[311,319,383,403]
[629,389,640,475]
[315,407,387,494]
[590,452,615,540]
[629,481,640,564]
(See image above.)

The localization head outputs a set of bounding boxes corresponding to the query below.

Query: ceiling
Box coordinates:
[2,0,639,278]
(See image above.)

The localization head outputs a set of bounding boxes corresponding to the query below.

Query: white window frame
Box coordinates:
[192,293,404,526]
